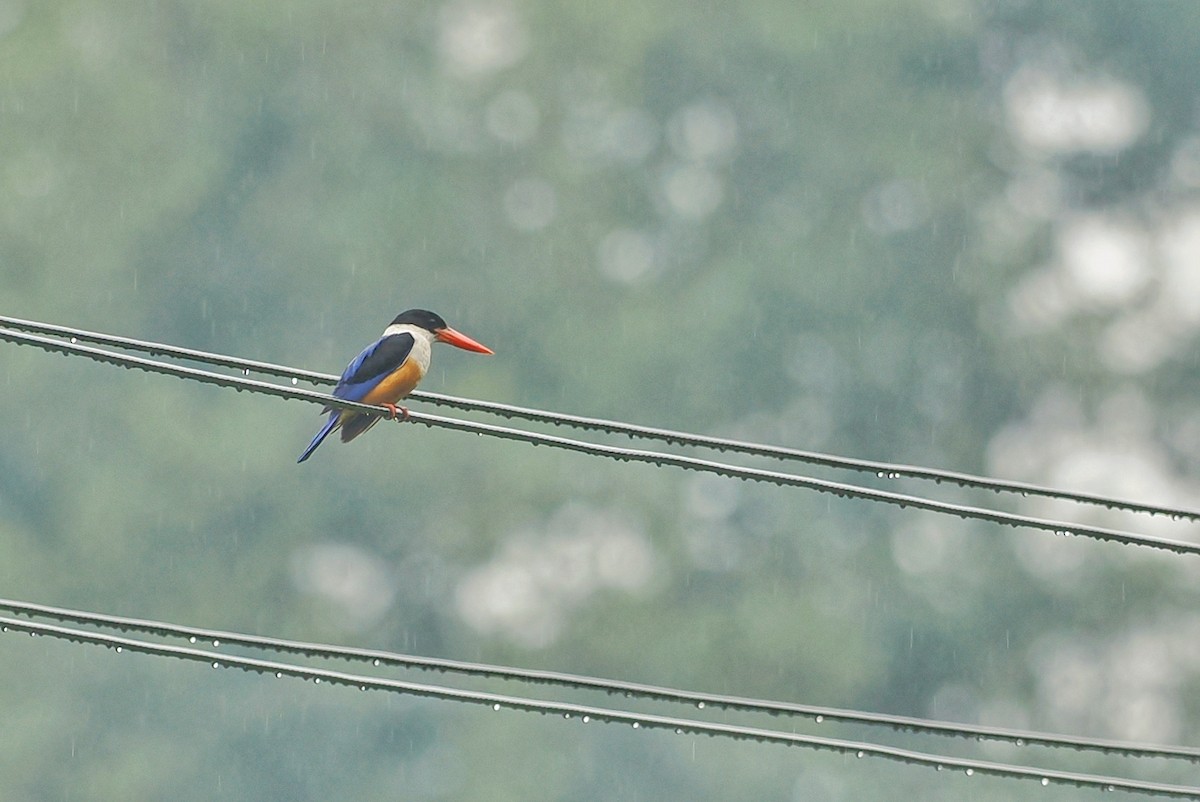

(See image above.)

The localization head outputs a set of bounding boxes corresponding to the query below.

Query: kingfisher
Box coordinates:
[297,309,493,463]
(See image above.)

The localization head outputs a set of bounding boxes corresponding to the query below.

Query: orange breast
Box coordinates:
[360,358,425,406]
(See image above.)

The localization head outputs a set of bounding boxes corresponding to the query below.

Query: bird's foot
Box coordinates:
[381,403,409,421]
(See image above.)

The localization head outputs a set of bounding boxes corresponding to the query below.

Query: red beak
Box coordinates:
[435,326,494,354]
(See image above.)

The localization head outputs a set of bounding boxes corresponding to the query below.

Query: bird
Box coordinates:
[297,309,493,463]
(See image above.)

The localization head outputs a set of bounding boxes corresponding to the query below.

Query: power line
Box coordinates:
[2,314,1195,522]
[1,596,1193,762]
[4,320,1199,793]
[0,314,337,386]
[2,326,1199,556]
[2,617,1195,799]
[409,391,1200,522]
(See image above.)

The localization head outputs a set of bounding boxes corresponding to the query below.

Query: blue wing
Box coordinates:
[330,332,416,404]
[296,332,416,463]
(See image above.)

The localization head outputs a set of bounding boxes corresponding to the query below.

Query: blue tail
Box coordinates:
[297,414,339,463]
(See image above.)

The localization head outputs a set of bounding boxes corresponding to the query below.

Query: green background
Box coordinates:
[2,1,1199,798]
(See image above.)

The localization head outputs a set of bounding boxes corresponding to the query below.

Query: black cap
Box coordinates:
[390,309,447,332]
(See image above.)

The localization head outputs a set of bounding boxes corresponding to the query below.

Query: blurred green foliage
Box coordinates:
[2,0,1200,799]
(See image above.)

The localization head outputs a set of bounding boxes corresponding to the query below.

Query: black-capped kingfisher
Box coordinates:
[297,309,493,463]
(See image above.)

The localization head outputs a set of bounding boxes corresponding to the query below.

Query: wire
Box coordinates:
[2,618,1195,798]
[2,314,1195,522]
[407,391,1200,522]
[3,319,1199,792]
[1,596,1194,762]
[2,326,1198,556]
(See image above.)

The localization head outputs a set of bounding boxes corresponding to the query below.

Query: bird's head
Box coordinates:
[391,309,494,354]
